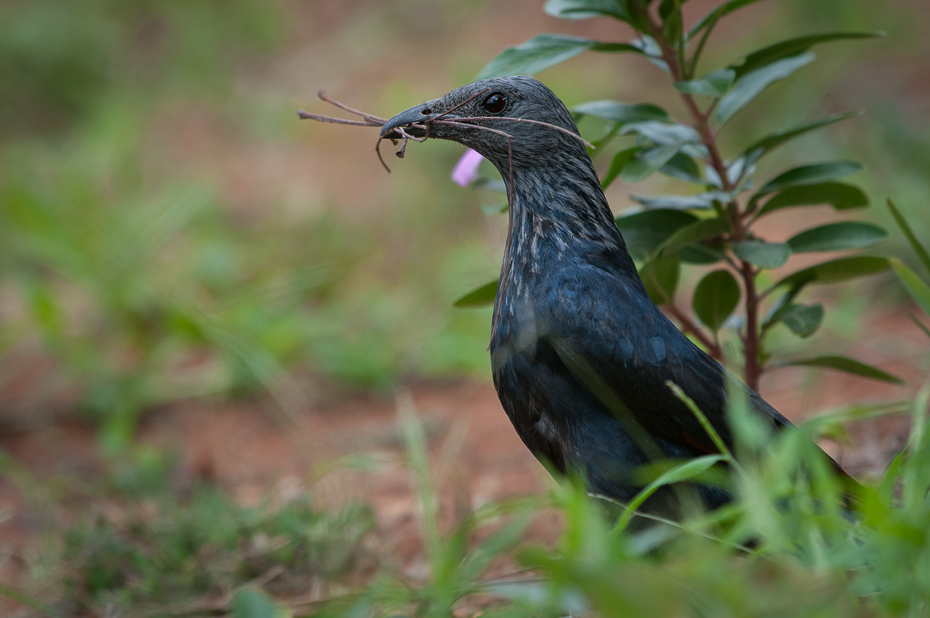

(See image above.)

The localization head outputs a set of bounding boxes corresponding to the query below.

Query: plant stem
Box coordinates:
[641,8,764,389]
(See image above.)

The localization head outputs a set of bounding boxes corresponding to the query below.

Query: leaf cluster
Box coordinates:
[460,0,895,388]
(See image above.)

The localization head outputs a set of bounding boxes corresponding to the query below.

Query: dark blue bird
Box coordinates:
[380,76,809,515]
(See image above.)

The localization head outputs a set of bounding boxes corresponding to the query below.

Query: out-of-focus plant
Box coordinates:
[15,457,373,616]
[454,0,900,391]
[887,199,930,339]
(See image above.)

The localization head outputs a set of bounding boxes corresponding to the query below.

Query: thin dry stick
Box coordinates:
[451,116,595,149]
[296,112,378,127]
[432,87,491,121]
[317,91,387,124]
[299,85,597,193]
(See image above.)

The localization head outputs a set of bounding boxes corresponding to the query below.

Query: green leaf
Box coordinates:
[477,34,595,79]
[674,69,735,97]
[477,34,642,79]
[661,0,684,47]
[614,454,726,532]
[631,192,731,210]
[232,588,285,618]
[545,0,630,20]
[640,253,680,305]
[716,53,816,124]
[887,199,930,277]
[909,311,930,341]
[621,120,702,146]
[615,209,698,260]
[659,217,729,256]
[601,146,642,189]
[621,142,685,183]
[779,303,824,338]
[659,152,703,183]
[473,178,507,193]
[453,280,498,307]
[890,258,930,318]
[481,203,508,216]
[734,240,790,269]
[631,35,671,71]
[574,100,670,124]
[739,111,862,168]
[780,355,904,385]
[786,221,888,253]
[732,31,884,78]
[755,161,863,197]
[687,0,766,40]
[693,270,740,330]
[757,182,868,217]
[776,255,890,289]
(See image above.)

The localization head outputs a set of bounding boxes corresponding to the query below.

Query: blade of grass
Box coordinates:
[887,199,930,276]
[666,381,734,460]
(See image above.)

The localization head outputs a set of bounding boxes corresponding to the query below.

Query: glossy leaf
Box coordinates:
[787,221,888,253]
[621,120,702,146]
[739,111,862,168]
[780,355,904,385]
[545,0,630,20]
[616,209,698,260]
[477,34,641,79]
[776,256,890,289]
[716,53,815,124]
[687,0,765,39]
[574,100,670,124]
[890,258,930,318]
[632,36,672,72]
[757,182,868,217]
[453,280,498,307]
[631,192,731,210]
[734,240,791,269]
[621,142,685,183]
[732,31,884,78]
[779,303,824,338]
[693,270,740,330]
[755,161,863,197]
[601,146,642,189]
[660,217,729,256]
[640,253,680,305]
[887,199,930,276]
[659,152,703,183]
[674,69,735,97]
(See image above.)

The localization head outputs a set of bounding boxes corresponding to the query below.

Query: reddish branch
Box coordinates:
[638,7,763,389]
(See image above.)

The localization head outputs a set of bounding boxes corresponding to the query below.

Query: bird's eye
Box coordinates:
[481,92,507,114]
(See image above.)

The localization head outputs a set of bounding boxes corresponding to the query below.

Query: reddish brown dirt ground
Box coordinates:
[0,301,924,601]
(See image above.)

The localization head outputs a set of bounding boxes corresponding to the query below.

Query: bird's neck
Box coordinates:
[489,158,638,343]
[502,161,621,248]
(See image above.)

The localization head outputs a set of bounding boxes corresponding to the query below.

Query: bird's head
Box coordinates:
[380,76,587,171]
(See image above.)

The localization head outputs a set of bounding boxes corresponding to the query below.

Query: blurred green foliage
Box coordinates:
[0,0,928,615]
[24,464,373,614]
[0,0,496,450]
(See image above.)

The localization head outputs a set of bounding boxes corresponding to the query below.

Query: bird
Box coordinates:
[379,76,837,516]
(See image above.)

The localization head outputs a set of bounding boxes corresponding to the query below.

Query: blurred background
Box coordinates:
[0,0,927,614]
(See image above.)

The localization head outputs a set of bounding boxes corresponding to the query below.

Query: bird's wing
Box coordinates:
[541,263,790,454]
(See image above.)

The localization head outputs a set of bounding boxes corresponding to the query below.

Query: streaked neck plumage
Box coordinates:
[488,149,638,343]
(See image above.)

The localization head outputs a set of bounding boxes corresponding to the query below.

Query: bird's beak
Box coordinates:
[380,102,436,139]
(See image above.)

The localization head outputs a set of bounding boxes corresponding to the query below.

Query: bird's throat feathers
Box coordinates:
[500,158,625,261]
[489,152,637,344]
